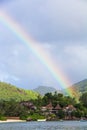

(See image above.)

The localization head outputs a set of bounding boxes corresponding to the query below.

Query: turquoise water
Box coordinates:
[0,121,87,130]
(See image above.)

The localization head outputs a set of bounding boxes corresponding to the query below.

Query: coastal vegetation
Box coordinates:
[0,91,87,121]
[0,81,87,121]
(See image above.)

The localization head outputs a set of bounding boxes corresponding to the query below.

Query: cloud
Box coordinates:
[64,44,87,73]
[59,43,87,83]
[0,70,20,83]
[0,0,87,89]
[2,0,87,42]
[0,35,59,89]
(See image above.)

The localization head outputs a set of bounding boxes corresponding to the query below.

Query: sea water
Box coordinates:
[0,121,87,130]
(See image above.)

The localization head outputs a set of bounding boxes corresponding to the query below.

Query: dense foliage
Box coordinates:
[0,91,87,121]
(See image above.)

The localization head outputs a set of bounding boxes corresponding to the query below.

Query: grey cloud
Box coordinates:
[2,0,87,42]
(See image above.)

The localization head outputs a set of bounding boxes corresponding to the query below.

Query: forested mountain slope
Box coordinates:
[0,82,38,101]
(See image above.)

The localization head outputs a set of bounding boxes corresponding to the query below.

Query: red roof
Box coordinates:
[46,102,53,110]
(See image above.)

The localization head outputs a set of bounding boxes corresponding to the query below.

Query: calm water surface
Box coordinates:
[0,121,87,130]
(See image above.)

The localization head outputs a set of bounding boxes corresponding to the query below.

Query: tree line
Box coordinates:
[0,91,87,121]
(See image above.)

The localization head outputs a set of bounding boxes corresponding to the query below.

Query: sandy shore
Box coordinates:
[0,119,26,123]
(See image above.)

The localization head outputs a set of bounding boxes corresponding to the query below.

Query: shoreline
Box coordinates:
[0,119,87,123]
[0,119,26,123]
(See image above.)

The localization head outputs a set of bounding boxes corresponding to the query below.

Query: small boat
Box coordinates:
[59,119,63,122]
[37,119,46,121]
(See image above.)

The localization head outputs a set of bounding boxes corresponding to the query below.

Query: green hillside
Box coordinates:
[1,79,87,101]
[71,79,87,93]
[0,82,38,101]
[72,79,87,93]
[62,79,87,98]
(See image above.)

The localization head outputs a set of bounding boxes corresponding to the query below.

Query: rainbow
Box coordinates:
[0,10,78,98]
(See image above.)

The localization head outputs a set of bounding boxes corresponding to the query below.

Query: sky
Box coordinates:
[0,0,87,90]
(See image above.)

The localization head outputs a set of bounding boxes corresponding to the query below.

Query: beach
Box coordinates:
[0,119,26,123]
